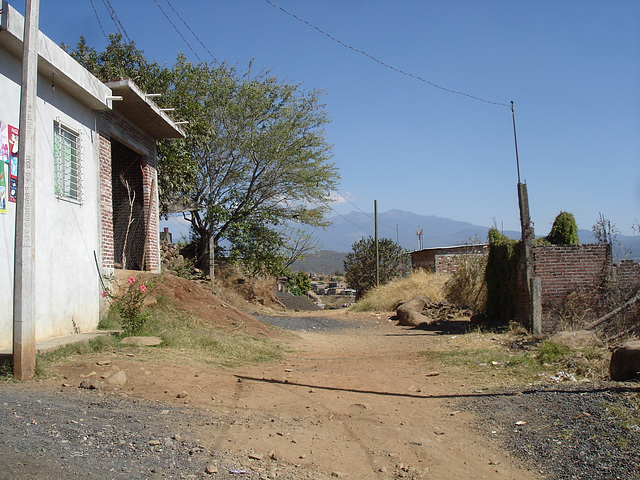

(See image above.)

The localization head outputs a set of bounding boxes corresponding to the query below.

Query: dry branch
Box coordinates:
[586,289,640,330]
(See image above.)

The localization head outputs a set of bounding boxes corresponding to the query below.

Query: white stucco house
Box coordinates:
[0,3,184,352]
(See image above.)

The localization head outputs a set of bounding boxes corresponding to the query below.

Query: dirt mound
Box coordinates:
[118,271,281,338]
[275,292,323,311]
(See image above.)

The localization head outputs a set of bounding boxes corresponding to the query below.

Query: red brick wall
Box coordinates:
[615,259,640,291]
[533,243,611,332]
[99,133,114,269]
[98,111,160,272]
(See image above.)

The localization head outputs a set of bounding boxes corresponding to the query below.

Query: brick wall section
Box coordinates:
[99,132,114,270]
[98,111,161,272]
[435,253,485,274]
[614,259,640,291]
[533,243,610,332]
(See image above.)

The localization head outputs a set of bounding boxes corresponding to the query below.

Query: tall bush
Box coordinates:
[547,211,579,245]
[485,228,520,324]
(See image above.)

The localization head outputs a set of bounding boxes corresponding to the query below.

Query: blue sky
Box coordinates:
[20,0,640,238]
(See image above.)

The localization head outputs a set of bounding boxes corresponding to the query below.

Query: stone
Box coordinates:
[205,464,218,474]
[106,370,127,385]
[396,296,433,327]
[121,336,163,346]
[79,379,101,390]
[610,340,640,381]
[548,330,603,349]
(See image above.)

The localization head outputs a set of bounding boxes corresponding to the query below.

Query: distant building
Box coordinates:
[409,244,488,274]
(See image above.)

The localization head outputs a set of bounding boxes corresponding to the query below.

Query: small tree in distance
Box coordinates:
[344,236,408,300]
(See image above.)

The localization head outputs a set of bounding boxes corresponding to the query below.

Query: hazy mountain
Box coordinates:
[303,210,639,260]
[306,209,519,253]
[290,250,347,275]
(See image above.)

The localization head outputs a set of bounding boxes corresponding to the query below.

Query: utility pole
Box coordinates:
[13,0,40,380]
[512,101,541,334]
[374,200,379,288]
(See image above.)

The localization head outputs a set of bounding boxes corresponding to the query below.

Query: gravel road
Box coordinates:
[255,313,372,332]
[2,313,638,480]
[0,385,275,480]
[458,383,640,480]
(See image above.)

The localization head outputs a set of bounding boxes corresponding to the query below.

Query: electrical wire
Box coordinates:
[332,190,410,236]
[163,0,219,63]
[152,0,203,63]
[88,0,108,40]
[101,0,131,43]
[265,0,510,107]
[321,200,371,237]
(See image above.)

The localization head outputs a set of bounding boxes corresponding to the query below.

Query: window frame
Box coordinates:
[53,118,83,204]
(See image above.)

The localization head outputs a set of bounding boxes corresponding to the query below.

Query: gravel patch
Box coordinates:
[256,314,372,332]
[275,292,322,311]
[458,383,640,480]
[0,385,321,480]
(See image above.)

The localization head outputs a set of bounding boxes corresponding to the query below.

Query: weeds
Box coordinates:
[418,335,608,386]
[35,335,121,378]
[351,270,448,312]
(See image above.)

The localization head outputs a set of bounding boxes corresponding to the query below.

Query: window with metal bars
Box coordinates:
[53,120,82,203]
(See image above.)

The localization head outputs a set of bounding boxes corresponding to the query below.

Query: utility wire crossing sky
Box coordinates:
[17,0,640,238]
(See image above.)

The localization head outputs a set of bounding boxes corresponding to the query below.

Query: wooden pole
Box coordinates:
[374,200,379,288]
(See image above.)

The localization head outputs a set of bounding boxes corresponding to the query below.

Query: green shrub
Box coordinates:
[547,211,579,245]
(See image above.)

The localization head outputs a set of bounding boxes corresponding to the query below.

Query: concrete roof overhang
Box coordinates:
[105,78,185,140]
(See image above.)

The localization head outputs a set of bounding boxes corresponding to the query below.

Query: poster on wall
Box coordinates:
[0,159,6,214]
[8,125,18,203]
[0,122,7,214]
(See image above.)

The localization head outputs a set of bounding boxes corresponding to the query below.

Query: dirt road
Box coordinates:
[0,310,547,479]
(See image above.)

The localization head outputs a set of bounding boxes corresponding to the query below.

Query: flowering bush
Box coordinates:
[102,274,161,336]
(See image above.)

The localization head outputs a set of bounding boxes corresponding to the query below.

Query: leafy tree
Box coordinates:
[546,211,579,245]
[63,34,168,92]
[65,37,338,276]
[344,237,408,299]
[285,271,311,297]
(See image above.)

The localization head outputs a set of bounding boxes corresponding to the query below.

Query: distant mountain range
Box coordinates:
[298,209,640,259]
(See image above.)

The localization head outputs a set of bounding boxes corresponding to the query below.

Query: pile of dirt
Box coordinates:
[117,271,281,338]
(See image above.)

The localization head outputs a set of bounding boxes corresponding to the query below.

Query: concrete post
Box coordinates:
[531,277,542,335]
[517,182,536,331]
[13,0,39,380]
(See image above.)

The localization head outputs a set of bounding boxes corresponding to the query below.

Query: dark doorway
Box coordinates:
[111,139,146,270]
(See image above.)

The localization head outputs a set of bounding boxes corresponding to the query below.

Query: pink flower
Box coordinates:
[140,285,147,293]
[127,276,136,284]
[102,290,108,298]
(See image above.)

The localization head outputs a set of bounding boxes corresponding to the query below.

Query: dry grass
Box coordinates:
[418,330,611,387]
[351,270,449,312]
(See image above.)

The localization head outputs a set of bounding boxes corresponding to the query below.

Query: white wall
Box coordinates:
[0,48,102,349]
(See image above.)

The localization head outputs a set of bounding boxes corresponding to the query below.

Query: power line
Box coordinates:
[152,0,203,63]
[265,0,510,107]
[88,0,108,40]
[322,200,370,236]
[163,0,219,63]
[332,190,411,236]
[101,0,131,43]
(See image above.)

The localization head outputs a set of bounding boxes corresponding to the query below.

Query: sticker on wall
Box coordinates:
[8,125,18,203]
[0,122,7,213]
[0,162,6,214]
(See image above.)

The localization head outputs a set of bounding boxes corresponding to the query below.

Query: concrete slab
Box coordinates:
[0,330,122,355]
